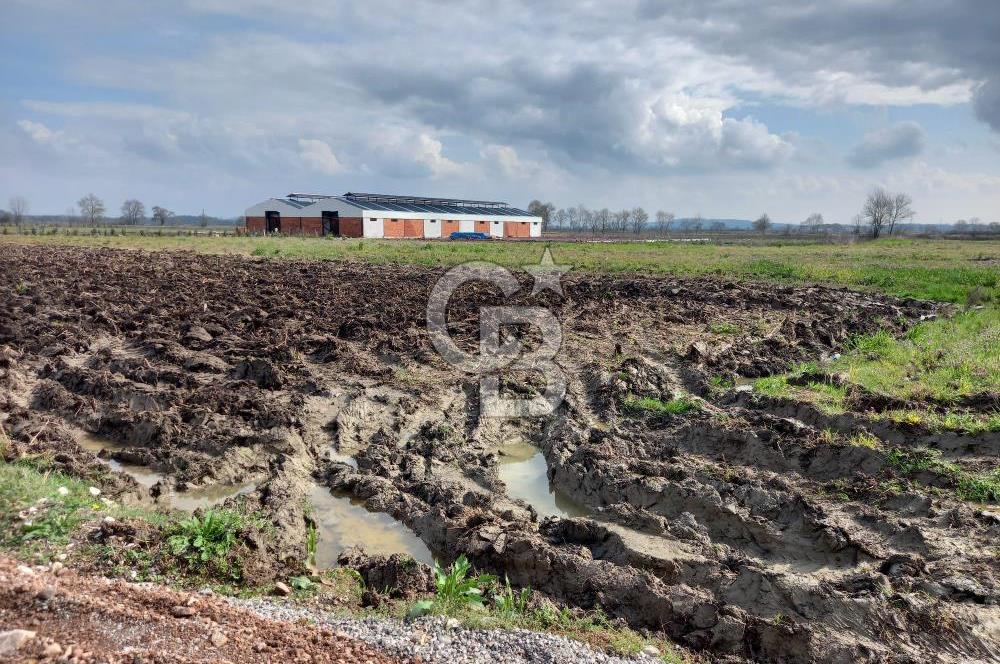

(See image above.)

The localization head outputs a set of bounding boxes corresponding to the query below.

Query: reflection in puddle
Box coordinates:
[498,440,588,519]
[329,448,359,470]
[75,432,163,489]
[75,431,254,511]
[308,484,434,569]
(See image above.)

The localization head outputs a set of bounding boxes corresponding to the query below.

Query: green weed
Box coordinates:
[409,555,496,618]
[167,509,245,573]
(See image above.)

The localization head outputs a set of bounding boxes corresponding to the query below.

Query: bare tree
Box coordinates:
[9,196,28,225]
[709,220,726,232]
[151,206,174,226]
[607,209,624,235]
[801,213,824,234]
[691,213,704,232]
[595,208,611,235]
[581,207,595,234]
[655,210,675,235]
[862,188,893,239]
[887,192,914,236]
[752,212,772,235]
[0,209,10,225]
[120,199,145,226]
[552,208,567,229]
[78,194,105,226]
[630,207,648,234]
[199,209,209,228]
[527,200,556,230]
[852,214,863,236]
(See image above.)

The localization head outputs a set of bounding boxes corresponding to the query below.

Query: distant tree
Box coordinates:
[595,208,611,235]
[9,196,28,225]
[630,207,648,234]
[887,192,914,236]
[989,221,1000,235]
[0,209,10,225]
[120,199,145,225]
[953,219,970,234]
[151,206,174,226]
[863,187,913,239]
[608,210,629,233]
[655,210,675,235]
[801,213,824,234]
[691,213,704,232]
[753,212,772,235]
[580,207,595,234]
[77,193,105,226]
[552,208,567,229]
[527,200,556,230]
[63,207,77,225]
[199,209,209,227]
[709,220,726,232]
[852,214,863,236]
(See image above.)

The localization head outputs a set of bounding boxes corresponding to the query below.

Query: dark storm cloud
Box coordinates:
[848,122,925,169]
[637,0,1000,112]
[974,79,1000,132]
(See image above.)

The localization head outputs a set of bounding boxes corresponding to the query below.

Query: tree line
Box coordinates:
[0,194,205,227]
[528,189,997,238]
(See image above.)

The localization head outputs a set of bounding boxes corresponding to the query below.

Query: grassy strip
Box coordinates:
[3,235,998,303]
[751,306,1000,432]
[622,395,699,416]
[885,448,1000,503]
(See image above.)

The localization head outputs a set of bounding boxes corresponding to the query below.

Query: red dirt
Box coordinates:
[0,557,404,663]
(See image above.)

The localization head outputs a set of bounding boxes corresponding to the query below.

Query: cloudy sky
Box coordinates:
[2,0,999,222]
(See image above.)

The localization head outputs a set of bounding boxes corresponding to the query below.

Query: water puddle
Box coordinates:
[498,440,588,519]
[75,431,255,511]
[75,431,162,489]
[308,484,434,568]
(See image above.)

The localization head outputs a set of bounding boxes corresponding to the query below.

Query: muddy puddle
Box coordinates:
[498,440,588,519]
[75,431,255,511]
[308,484,434,568]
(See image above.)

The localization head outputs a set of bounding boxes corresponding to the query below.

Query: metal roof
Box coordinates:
[285,192,536,217]
[280,198,314,209]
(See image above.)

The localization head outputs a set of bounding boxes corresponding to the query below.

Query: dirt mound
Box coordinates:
[0,557,403,663]
[3,244,996,663]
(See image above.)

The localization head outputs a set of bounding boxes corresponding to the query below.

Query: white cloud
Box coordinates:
[848,122,926,169]
[17,120,61,145]
[298,139,345,175]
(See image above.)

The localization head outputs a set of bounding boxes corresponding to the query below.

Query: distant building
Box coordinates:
[244,192,542,238]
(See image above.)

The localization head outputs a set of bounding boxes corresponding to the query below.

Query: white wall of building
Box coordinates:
[424,219,442,238]
[530,220,542,237]
[489,221,505,238]
[362,218,384,238]
[458,219,475,233]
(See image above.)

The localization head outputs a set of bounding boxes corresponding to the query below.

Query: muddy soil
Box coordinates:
[2,244,998,663]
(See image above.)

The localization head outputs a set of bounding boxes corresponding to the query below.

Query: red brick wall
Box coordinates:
[403,219,424,238]
[475,221,489,234]
[340,217,363,237]
[384,219,404,238]
[301,217,322,236]
[246,217,265,233]
[442,220,460,237]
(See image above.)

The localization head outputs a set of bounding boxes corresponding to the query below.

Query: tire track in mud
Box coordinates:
[2,244,998,663]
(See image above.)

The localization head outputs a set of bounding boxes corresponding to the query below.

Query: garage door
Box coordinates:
[505,221,530,238]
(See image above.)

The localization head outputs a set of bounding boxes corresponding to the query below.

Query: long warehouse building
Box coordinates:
[245,192,543,238]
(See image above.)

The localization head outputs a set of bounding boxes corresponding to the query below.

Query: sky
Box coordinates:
[2,0,999,223]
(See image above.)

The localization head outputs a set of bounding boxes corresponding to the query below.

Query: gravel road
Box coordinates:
[233,597,657,664]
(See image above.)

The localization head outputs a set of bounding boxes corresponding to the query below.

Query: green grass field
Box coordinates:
[2,234,998,303]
